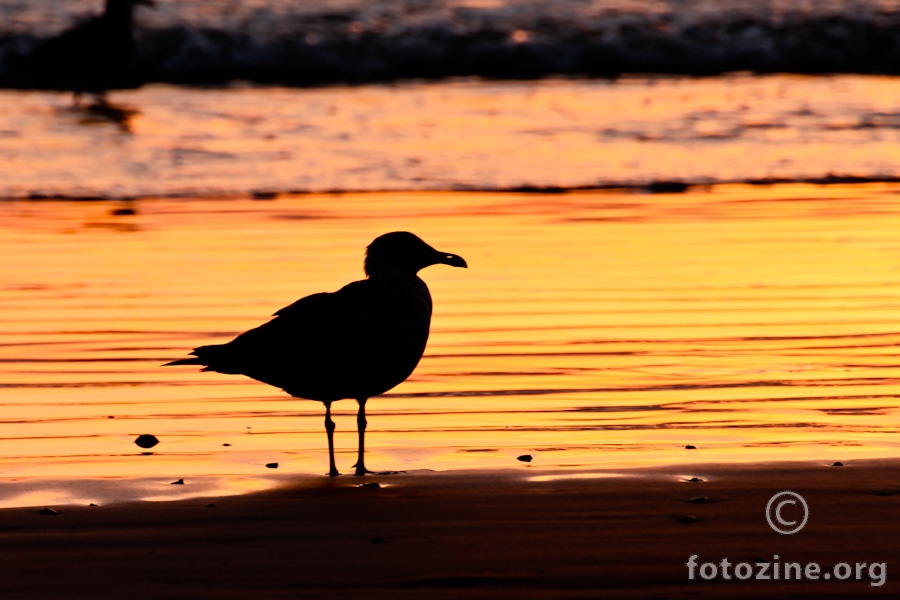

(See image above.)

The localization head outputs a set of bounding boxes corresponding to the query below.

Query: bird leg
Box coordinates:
[324,402,339,476]
[352,397,373,475]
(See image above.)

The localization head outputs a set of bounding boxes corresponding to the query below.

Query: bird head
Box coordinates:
[365,232,467,277]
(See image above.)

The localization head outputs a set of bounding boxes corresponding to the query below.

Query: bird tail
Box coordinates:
[162,357,204,367]
[162,344,226,370]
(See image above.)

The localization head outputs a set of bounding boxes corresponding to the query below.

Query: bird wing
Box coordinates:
[212,279,378,393]
[273,281,372,321]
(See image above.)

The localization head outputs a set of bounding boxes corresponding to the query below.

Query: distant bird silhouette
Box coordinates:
[165,232,467,476]
[12,0,154,103]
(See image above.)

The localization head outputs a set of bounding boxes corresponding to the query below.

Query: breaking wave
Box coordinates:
[5,1,900,86]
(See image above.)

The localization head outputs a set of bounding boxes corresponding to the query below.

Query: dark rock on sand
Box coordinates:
[688,497,710,504]
[358,482,381,488]
[40,508,58,516]
[831,461,844,467]
[686,477,704,483]
[266,463,279,469]
[677,515,698,523]
[134,434,159,449]
[684,445,697,450]
[517,454,533,463]
[647,181,690,194]
[170,479,184,485]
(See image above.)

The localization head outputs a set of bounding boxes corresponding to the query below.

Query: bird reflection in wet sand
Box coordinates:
[11,0,153,129]
[165,232,468,476]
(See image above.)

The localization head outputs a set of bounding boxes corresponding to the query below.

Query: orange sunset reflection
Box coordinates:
[2,185,900,489]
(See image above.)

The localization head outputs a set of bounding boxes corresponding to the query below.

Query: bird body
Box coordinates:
[166,232,467,475]
[182,273,433,402]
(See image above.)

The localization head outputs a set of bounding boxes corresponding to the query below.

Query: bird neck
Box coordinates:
[367,268,420,281]
[104,0,136,28]
[364,255,423,278]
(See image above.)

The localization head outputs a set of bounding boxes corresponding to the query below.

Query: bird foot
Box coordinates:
[327,469,341,477]
[354,467,375,476]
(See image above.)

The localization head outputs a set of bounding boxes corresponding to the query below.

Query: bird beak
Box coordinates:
[436,252,467,268]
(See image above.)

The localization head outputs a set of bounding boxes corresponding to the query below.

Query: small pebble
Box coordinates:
[40,508,58,516]
[686,477,704,483]
[688,497,710,504]
[647,181,690,194]
[89,503,98,507]
[358,482,381,488]
[831,461,844,467]
[684,445,697,450]
[110,207,136,216]
[170,479,184,485]
[677,516,698,524]
[206,503,215,508]
[135,434,159,449]
[265,462,279,469]
[371,536,386,544]
[223,443,231,447]
[517,454,533,463]
[107,416,115,419]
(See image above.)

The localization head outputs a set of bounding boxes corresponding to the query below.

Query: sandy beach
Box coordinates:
[0,460,895,598]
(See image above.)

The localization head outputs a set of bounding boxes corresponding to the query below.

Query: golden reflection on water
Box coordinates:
[2,185,900,490]
[8,75,900,198]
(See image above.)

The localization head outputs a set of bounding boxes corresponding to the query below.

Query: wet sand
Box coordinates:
[1,460,896,598]
[5,187,900,482]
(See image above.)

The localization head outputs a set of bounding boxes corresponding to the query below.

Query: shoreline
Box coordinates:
[9,177,900,203]
[1,459,896,598]
[0,455,893,510]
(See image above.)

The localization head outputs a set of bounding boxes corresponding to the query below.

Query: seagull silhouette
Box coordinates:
[165,232,467,476]
[13,0,154,104]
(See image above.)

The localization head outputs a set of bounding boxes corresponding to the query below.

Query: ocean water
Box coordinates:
[2,0,900,507]
[4,75,900,198]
